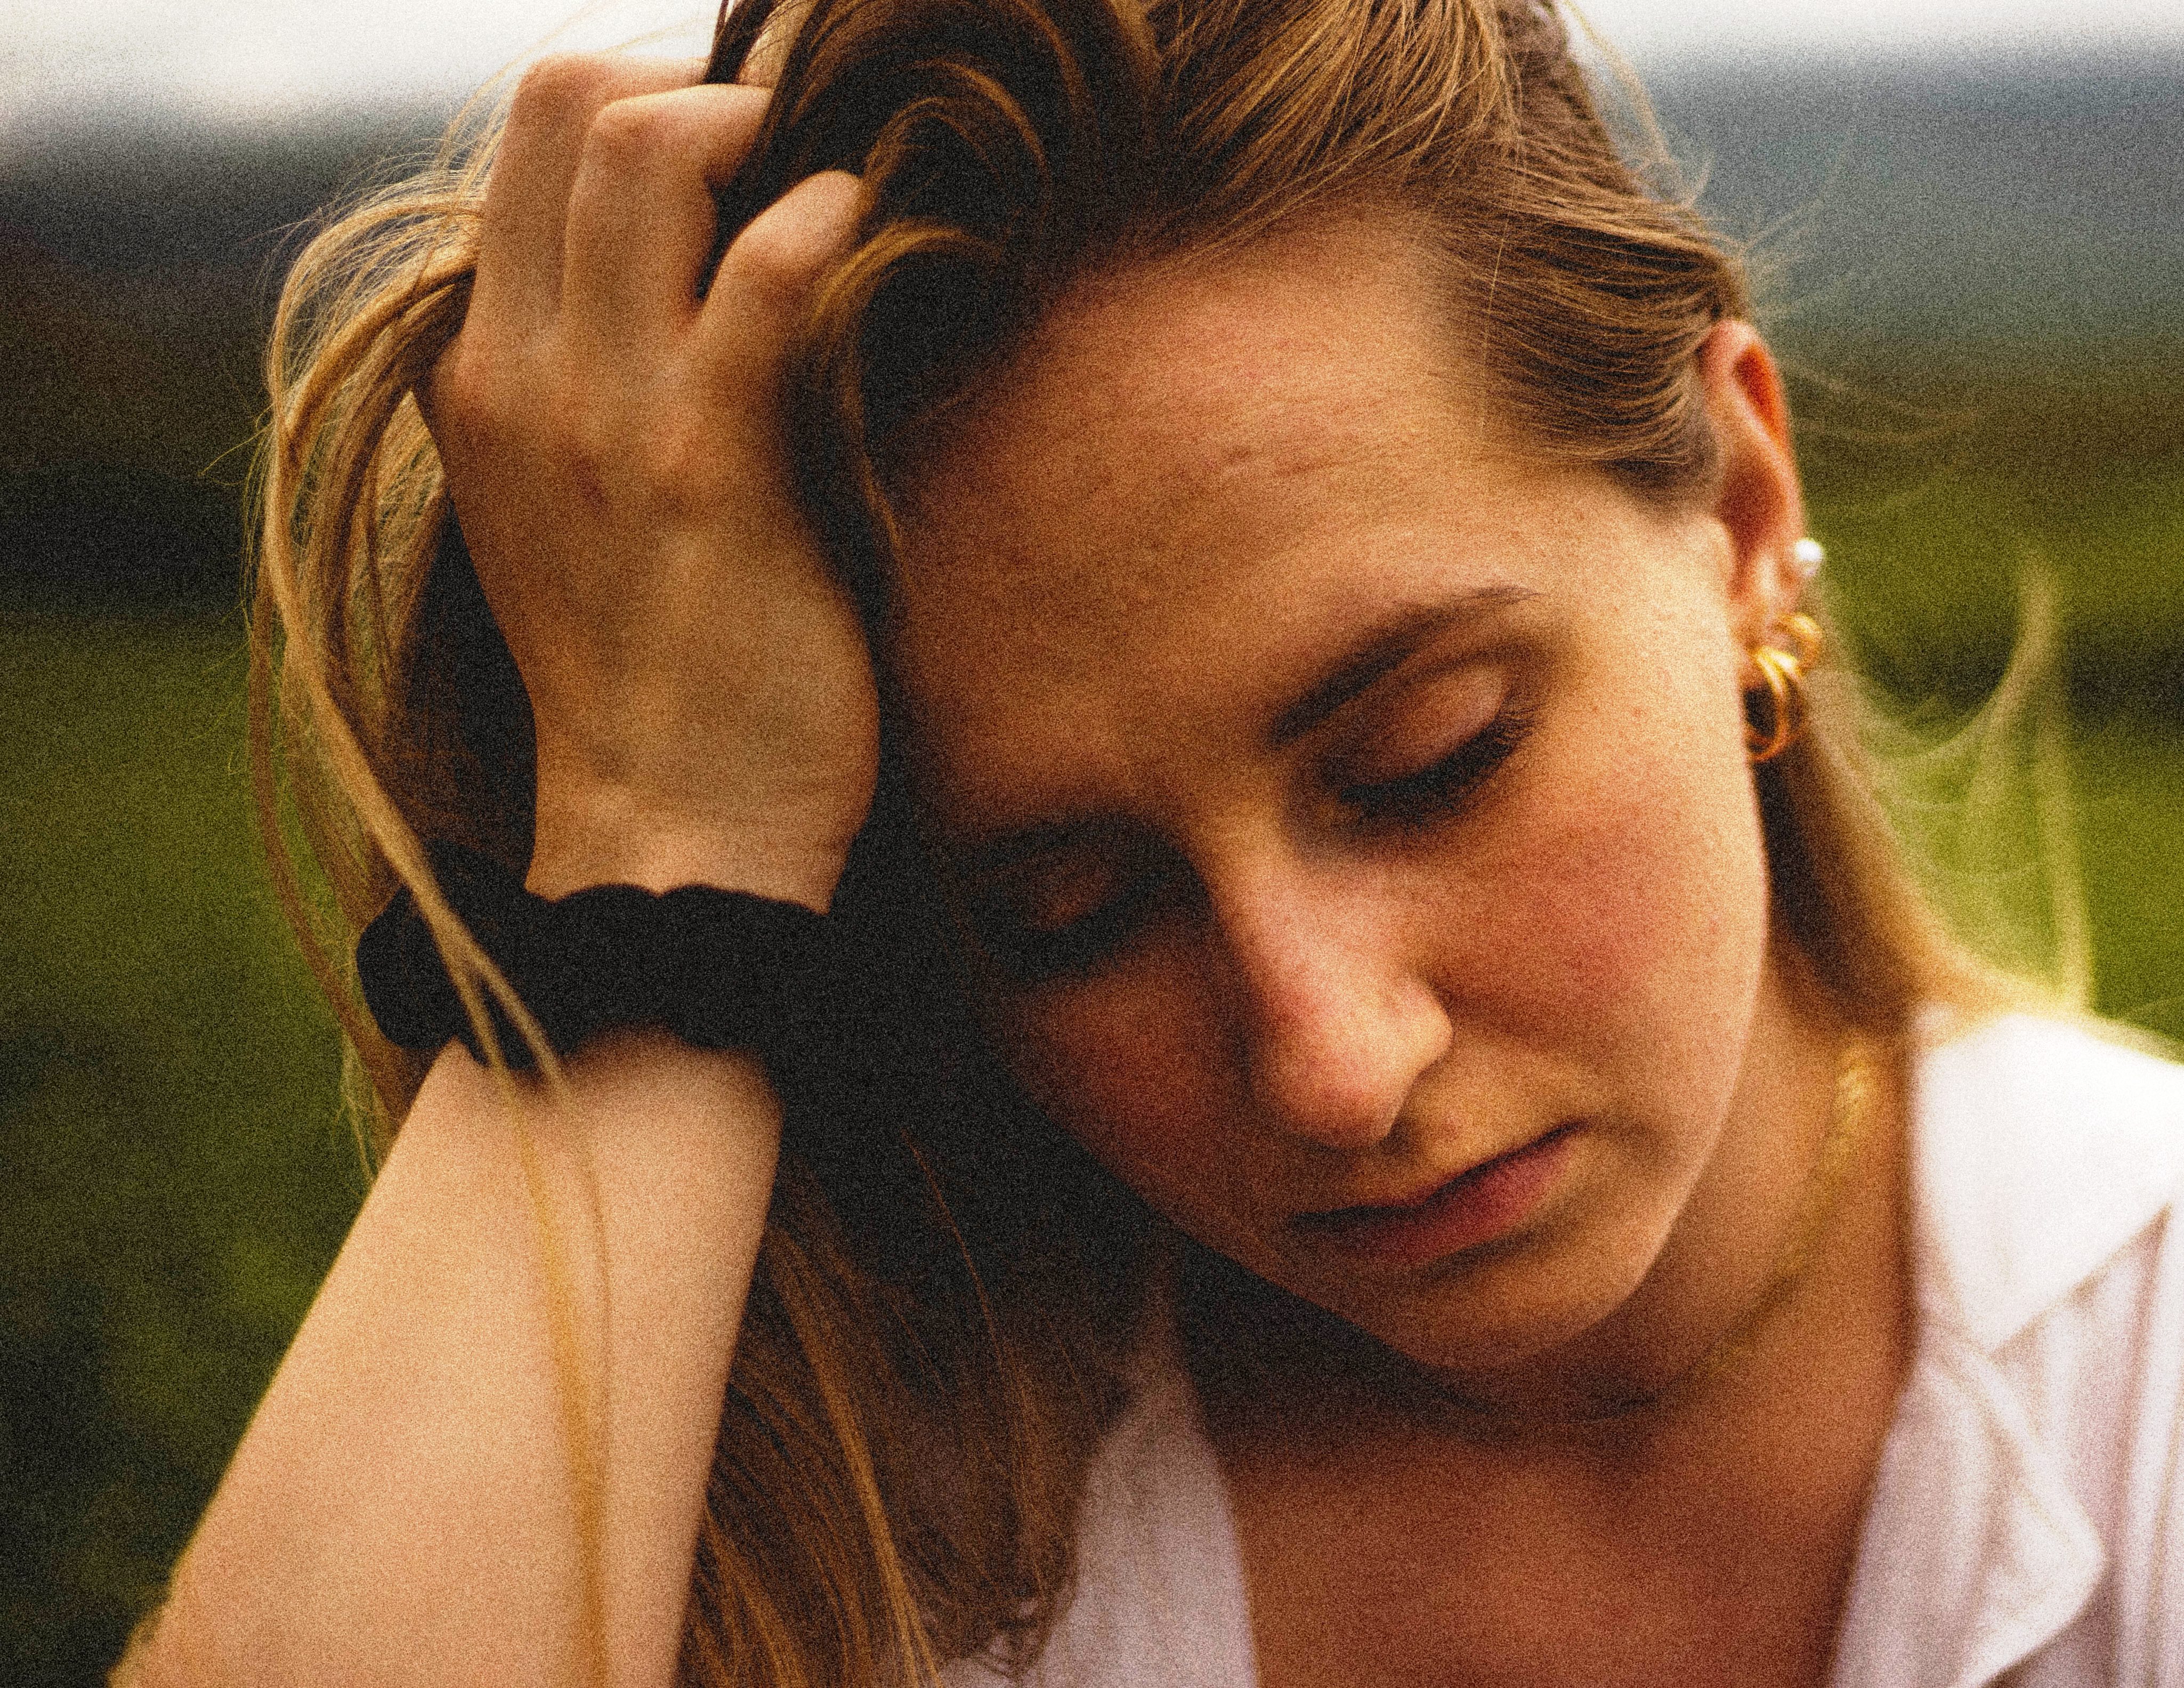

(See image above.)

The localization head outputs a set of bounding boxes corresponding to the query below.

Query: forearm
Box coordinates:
[137,1031,780,1688]
[139,47,881,1684]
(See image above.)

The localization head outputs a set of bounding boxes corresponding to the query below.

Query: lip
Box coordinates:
[1292,1124,1579,1269]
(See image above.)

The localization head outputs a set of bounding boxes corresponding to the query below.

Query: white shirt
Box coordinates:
[947,1014,2184,1686]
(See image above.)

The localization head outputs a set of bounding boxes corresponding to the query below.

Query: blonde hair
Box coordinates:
[250,1,2005,1682]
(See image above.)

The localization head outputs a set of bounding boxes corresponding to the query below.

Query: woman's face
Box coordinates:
[887,217,1809,1382]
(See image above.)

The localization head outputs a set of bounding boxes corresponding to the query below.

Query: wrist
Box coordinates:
[361,844,844,1078]
[528,795,852,912]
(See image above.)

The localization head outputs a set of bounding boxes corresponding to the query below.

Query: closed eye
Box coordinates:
[1340,700,1535,830]
[957,702,1535,983]
[960,846,1181,987]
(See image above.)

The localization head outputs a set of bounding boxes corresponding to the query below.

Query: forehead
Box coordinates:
[900,217,1487,594]
[884,216,1608,831]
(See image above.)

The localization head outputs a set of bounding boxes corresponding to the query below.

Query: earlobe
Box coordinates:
[1696,320,1809,648]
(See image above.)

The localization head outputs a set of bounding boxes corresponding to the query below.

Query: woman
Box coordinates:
[123,1,2184,1684]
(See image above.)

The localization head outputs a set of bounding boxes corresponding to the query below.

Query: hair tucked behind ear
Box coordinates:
[745,0,1745,616]
[738,0,1995,1039]
[254,1,2001,1683]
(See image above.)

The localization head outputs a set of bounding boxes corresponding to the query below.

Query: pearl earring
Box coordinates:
[1792,537,1825,582]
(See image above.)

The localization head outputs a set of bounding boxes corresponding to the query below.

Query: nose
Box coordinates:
[1208,859,1453,1153]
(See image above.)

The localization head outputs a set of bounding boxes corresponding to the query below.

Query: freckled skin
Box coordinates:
[883,216,1912,1686]
[888,214,1841,1409]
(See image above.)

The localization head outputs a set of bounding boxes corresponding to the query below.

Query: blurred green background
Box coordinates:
[4,53,2182,1684]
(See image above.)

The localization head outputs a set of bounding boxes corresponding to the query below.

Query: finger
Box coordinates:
[561,83,773,354]
[470,53,701,342]
[733,0,815,89]
[698,169,864,382]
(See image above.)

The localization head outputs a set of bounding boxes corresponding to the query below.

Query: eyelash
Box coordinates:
[970,863,1178,986]
[970,700,1536,987]
[1337,697,1535,831]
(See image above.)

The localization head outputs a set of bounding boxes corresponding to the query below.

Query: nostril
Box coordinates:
[1243,980,1452,1153]
[1249,1038,1392,1146]
[1204,858,1453,1149]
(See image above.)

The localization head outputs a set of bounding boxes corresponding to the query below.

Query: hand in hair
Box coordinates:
[424,53,877,910]
[137,78,841,1688]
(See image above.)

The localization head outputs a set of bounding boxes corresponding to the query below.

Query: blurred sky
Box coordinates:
[5,0,2183,142]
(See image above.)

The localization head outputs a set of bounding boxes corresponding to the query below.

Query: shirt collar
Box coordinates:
[1911,1010,2184,1355]
[1832,1011,2184,1688]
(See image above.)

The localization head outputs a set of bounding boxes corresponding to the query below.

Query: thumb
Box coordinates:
[699,169,864,383]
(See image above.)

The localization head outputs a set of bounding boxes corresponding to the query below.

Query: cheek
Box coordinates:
[965,634,1770,1230]
[1441,659,1770,1111]
[993,971,1248,1225]
[1504,778,1756,1007]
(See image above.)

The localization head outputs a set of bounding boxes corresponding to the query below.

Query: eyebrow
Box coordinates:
[945,585,1539,881]
[1269,585,1539,747]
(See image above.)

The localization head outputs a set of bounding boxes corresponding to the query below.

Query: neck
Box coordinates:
[1185,949,1913,1455]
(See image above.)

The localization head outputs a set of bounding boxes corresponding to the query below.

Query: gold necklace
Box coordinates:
[1661,1032,1888,1407]
[1434,1032,1890,1429]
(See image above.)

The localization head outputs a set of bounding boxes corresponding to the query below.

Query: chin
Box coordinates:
[1298,1216,1668,1385]
[1343,1278,1624,1382]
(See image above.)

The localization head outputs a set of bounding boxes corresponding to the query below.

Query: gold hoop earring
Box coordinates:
[1745,612,1823,764]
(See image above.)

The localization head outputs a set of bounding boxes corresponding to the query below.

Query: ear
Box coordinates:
[1696,321,1809,652]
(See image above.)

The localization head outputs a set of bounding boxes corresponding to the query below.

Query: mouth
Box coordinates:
[1291,1123,1580,1269]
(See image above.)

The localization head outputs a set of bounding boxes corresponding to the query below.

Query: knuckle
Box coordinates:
[538,384,627,490]
[581,96,672,175]
[617,403,742,519]
[427,343,493,439]
[540,425,613,513]
[636,422,706,507]
[538,380,603,464]
[508,53,620,134]
[719,218,819,309]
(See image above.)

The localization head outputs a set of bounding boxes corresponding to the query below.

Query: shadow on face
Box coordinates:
[863,213,1817,1378]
